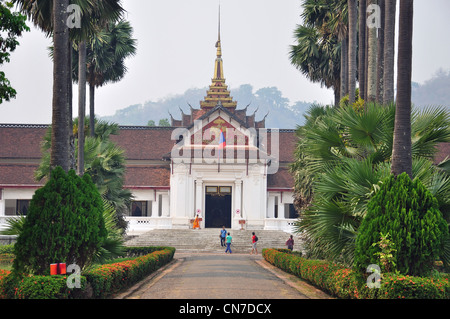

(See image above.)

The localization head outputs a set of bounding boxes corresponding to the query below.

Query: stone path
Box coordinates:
[115,252,332,300]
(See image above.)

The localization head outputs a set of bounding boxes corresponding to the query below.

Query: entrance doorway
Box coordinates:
[205,186,232,228]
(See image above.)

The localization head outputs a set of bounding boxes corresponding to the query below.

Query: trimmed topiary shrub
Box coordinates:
[355,173,449,277]
[12,167,107,275]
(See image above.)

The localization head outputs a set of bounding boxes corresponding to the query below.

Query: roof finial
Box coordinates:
[218,3,221,42]
[215,3,222,58]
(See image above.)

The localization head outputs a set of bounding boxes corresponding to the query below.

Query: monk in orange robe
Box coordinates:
[193,214,201,229]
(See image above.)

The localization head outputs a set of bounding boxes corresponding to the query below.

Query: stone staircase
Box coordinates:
[124,229,302,254]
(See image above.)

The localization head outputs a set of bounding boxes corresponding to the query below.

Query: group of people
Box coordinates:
[193,215,295,254]
[220,226,295,254]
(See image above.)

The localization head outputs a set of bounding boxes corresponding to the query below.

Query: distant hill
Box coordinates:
[412,69,450,109]
[100,70,450,129]
[100,84,311,129]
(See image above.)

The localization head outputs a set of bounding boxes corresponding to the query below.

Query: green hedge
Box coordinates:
[85,247,175,298]
[0,246,175,299]
[262,248,450,299]
[0,245,14,255]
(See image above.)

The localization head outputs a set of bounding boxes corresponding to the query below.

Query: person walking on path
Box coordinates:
[220,226,227,247]
[250,232,258,255]
[286,235,294,251]
[225,232,232,254]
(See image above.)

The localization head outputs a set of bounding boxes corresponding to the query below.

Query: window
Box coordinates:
[274,196,278,219]
[285,204,299,219]
[16,200,31,215]
[130,201,148,217]
[5,200,30,216]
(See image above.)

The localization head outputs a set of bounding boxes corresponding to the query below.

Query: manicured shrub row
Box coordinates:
[262,248,450,299]
[0,245,14,255]
[123,246,173,258]
[0,247,175,299]
[85,247,176,298]
[0,254,14,265]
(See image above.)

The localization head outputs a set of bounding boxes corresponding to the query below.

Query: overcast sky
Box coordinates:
[1,0,450,124]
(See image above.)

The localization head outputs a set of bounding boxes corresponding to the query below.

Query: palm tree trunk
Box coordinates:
[51,0,70,172]
[383,0,397,105]
[376,0,385,103]
[90,83,95,137]
[334,78,341,107]
[391,0,413,177]
[366,13,378,101]
[348,0,358,105]
[340,35,349,101]
[68,40,76,171]
[77,41,87,176]
[358,0,367,101]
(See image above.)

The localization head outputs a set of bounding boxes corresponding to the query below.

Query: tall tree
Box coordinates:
[383,0,397,104]
[391,0,414,177]
[290,24,341,106]
[366,0,378,102]
[77,40,87,175]
[51,0,70,172]
[86,20,136,137]
[347,0,357,104]
[358,0,367,101]
[376,0,385,103]
[72,0,124,175]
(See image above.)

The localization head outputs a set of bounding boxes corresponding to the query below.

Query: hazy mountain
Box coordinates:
[100,84,311,129]
[412,69,450,109]
[100,70,450,129]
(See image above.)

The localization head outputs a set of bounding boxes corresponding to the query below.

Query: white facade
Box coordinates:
[0,110,298,235]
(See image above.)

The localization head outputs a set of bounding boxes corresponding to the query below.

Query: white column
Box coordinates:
[195,179,203,218]
[162,193,170,217]
[0,189,4,217]
[267,195,275,218]
[234,180,242,218]
[278,193,285,219]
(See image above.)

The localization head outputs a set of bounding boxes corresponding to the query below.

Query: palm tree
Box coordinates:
[358,0,367,101]
[295,0,347,105]
[13,0,124,173]
[383,0,397,105]
[35,120,132,231]
[391,0,414,177]
[71,20,137,137]
[291,103,450,263]
[366,0,378,102]
[290,24,341,106]
[347,0,357,104]
[376,0,385,103]
[73,0,124,175]
[51,0,70,172]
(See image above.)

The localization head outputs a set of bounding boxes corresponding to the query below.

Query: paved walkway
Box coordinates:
[115,252,332,300]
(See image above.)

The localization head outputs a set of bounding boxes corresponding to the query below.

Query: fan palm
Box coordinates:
[291,103,450,264]
[12,0,125,172]
[35,120,133,231]
[71,20,137,137]
[290,25,341,106]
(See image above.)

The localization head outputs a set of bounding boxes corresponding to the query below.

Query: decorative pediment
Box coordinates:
[189,115,250,147]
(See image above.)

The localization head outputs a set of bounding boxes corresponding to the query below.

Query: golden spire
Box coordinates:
[200,5,237,110]
[214,5,223,79]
